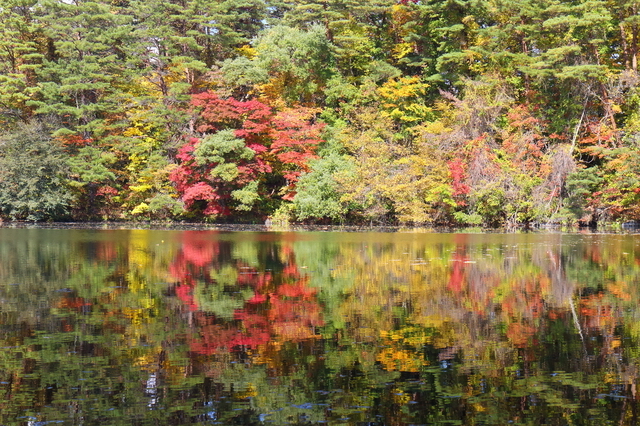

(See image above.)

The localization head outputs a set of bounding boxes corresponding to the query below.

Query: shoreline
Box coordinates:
[0,221,636,234]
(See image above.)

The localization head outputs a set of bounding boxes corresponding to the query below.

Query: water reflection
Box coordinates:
[0,229,639,424]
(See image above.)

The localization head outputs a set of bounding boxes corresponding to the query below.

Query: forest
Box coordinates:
[1,0,639,227]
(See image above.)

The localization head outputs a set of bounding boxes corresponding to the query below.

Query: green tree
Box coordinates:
[0,122,72,221]
[67,145,118,219]
[31,0,134,137]
[125,0,266,95]
[221,25,336,105]
[0,0,45,125]
[613,0,640,71]
[293,152,354,221]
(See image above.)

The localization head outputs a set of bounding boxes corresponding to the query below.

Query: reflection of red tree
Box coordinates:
[170,232,221,311]
[447,236,469,293]
[55,295,93,332]
[500,277,545,320]
[505,322,536,348]
[447,256,466,293]
[169,232,220,278]
[187,276,324,354]
[237,269,271,289]
[264,254,324,342]
[580,294,615,331]
[498,275,546,350]
[170,238,323,354]
[95,240,118,263]
[190,310,272,354]
[175,277,199,311]
[56,296,91,311]
[270,278,322,340]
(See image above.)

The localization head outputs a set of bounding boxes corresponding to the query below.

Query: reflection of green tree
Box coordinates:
[290,234,355,332]
[193,267,254,319]
[0,229,195,424]
[291,232,640,424]
[3,230,640,424]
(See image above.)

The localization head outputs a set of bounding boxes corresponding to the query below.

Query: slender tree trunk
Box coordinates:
[620,21,630,69]
[600,82,619,146]
[632,22,638,71]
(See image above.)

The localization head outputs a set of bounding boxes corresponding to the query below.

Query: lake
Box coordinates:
[0,227,639,425]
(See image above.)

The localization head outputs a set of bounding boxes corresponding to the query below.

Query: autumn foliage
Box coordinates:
[170,91,323,217]
[3,0,640,226]
[169,233,323,354]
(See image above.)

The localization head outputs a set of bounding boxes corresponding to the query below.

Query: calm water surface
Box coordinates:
[1,228,640,425]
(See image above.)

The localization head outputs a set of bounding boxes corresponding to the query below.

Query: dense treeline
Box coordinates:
[1,0,640,226]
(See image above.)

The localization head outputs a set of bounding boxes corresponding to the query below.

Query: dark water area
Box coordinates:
[1,228,640,425]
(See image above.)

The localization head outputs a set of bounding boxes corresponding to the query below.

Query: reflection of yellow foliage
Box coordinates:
[380,327,432,346]
[376,347,428,372]
[604,372,618,384]
[273,323,321,342]
[134,352,161,368]
[250,344,278,368]
[431,328,460,350]
[412,315,447,330]
[234,383,258,399]
[122,303,156,325]
[390,388,411,405]
[131,349,187,387]
[473,402,487,412]
[129,230,152,272]
[609,283,632,301]
[126,271,144,291]
[377,326,433,372]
